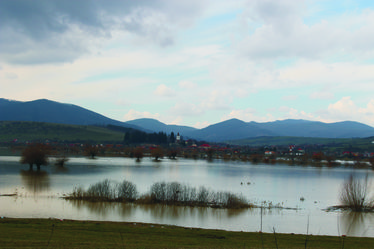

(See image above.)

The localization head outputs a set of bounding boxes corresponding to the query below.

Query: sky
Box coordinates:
[1,0,374,128]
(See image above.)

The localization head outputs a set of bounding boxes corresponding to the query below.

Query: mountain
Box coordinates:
[1,98,374,143]
[0,98,142,130]
[188,119,374,142]
[184,119,276,141]
[258,119,374,138]
[125,118,197,135]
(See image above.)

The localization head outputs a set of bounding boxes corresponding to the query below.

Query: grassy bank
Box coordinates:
[0,218,373,248]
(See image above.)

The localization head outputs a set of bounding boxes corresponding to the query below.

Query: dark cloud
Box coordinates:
[0,0,204,64]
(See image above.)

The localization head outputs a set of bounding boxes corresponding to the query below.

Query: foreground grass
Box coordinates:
[0,218,373,248]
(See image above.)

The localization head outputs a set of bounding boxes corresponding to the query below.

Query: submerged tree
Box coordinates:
[20,144,50,171]
[84,145,99,159]
[55,155,69,167]
[133,147,144,161]
[151,147,164,161]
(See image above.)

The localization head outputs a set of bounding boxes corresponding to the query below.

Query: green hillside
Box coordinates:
[0,121,125,143]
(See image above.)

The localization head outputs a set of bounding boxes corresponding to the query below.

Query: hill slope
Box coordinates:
[0,98,142,130]
[0,121,126,143]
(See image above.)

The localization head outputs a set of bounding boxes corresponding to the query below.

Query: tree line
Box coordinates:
[123,130,174,144]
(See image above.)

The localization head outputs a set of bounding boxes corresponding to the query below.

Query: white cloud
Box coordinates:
[194,121,210,129]
[154,84,176,97]
[282,95,298,101]
[312,97,374,126]
[220,108,264,122]
[236,1,374,61]
[170,116,183,125]
[327,97,357,119]
[200,89,232,110]
[123,109,160,121]
[170,102,204,116]
[178,80,197,89]
[278,106,316,120]
[310,91,334,100]
[0,0,207,64]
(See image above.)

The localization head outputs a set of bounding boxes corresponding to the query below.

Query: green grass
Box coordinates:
[0,121,125,143]
[0,218,373,248]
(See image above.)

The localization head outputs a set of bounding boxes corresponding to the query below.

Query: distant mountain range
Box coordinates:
[0,98,143,131]
[1,98,374,142]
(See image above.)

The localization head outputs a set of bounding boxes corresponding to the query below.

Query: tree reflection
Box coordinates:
[67,200,116,217]
[65,200,247,221]
[20,169,50,194]
[339,211,374,237]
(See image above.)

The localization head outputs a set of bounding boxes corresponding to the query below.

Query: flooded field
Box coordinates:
[0,156,373,237]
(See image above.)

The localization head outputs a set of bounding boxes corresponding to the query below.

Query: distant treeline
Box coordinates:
[105,124,171,144]
[123,130,169,144]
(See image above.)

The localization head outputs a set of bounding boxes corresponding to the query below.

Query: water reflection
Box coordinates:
[20,170,50,194]
[53,166,69,173]
[67,200,247,220]
[339,211,374,237]
[67,200,117,217]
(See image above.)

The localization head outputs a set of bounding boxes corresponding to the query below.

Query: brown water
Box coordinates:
[0,156,373,237]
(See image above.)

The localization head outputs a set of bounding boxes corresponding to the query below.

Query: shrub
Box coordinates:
[70,186,85,199]
[86,179,114,201]
[339,174,373,211]
[117,180,137,201]
[66,180,252,209]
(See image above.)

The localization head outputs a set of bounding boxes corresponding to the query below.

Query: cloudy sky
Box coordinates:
[1,0,374,128]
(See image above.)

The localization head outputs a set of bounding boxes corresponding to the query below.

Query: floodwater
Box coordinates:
[0,156,373,237]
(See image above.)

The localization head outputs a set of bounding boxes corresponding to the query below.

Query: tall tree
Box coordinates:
[170,132,175,143]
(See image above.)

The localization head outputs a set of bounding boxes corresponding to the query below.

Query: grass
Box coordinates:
[0,218,373,248]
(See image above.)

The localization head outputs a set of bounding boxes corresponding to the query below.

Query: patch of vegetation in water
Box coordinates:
[326,174,374,212]
[64,179,253,209]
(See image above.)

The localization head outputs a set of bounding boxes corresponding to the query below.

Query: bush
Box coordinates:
[69,186,85,199]
[339,174,373,211]
[66,180,252,209]
[117,180,137,201]
[86,179,114,201]
[149,182,250,208]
